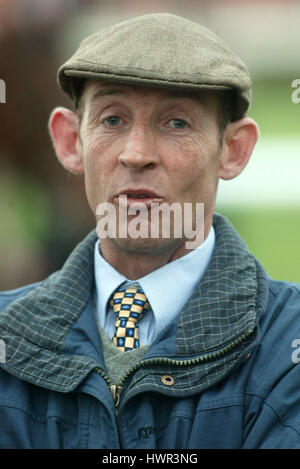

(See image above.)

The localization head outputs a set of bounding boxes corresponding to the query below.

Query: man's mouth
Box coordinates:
[127,193,151,199]
[115,190,164,207]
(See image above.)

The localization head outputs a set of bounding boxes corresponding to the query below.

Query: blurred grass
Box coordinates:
[0,171,49,250]
[249,78,300,136]
[219,207,300,284]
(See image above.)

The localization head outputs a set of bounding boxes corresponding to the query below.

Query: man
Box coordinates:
[0,13,300,449]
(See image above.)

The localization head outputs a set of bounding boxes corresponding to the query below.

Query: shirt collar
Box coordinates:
[94,228,215,333]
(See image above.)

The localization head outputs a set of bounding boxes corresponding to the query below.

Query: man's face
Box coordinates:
[76,81,224,255]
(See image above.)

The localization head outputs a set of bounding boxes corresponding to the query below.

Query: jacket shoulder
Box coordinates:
[0,282,42,311]
[264,277,300,327]
[242,277,300,446]
[268,277,300,298]
[252,276,300,374]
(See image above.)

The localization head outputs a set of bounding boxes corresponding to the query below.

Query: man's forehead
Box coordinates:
[84,80,207,104]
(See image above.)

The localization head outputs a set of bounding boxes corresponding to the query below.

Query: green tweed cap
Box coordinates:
[57,13,252,117]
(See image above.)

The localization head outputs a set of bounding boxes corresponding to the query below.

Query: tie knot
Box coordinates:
[110,284,150,320]
[110,283,150,351]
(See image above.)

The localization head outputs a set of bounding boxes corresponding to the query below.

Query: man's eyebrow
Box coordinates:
[89,87,127,101]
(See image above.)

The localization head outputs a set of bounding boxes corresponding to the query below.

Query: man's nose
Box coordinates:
[118,125,160,171]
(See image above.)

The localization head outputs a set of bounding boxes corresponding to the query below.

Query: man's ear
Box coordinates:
[218,117,259,180]
[48,107,84,174]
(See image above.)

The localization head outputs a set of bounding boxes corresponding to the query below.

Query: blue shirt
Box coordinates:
[94,227,215,345]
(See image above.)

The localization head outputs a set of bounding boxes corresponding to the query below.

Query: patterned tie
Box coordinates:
[110,284,150,352]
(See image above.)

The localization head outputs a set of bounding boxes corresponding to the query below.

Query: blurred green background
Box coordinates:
[0,0,300,289]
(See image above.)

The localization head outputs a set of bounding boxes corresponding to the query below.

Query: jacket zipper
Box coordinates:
[110,385,123,409]
[92,368,122,414]
[94,327,254,412]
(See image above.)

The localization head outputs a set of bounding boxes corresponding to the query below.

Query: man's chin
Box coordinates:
[106,235,183,256]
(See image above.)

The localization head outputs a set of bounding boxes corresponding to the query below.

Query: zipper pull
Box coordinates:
[110,385,123,408]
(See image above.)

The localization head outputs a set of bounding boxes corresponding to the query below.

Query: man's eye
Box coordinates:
[104,116,122,126]
[170,119,187,129]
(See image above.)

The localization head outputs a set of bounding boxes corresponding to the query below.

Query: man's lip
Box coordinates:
[117,189,162,199]
[114,190,164,207]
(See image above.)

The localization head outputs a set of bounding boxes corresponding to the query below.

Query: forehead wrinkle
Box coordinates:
[85,81,206,106]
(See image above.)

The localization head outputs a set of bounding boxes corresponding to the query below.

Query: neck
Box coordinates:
[99,218,213,280]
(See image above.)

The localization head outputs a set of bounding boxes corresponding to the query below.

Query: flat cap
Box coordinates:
[57,13,252,116]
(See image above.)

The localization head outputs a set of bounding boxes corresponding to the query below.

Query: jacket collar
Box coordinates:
[0,229,98,392]
[176,213,268,356]
[0,214,269,392]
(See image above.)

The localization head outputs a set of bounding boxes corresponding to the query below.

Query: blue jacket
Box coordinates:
[1,214,300,449]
